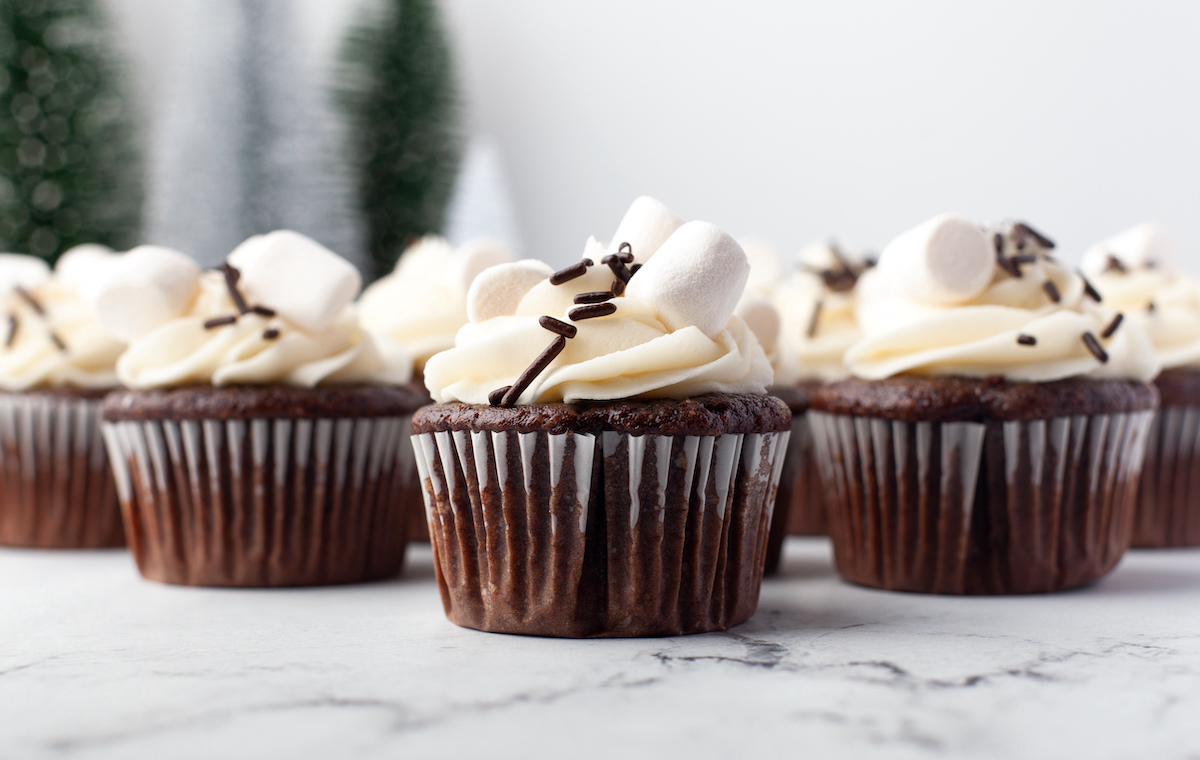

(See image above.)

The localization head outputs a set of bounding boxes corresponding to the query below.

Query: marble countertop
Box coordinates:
[2,538,1198,760]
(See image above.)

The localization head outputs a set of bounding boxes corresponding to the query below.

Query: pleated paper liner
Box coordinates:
[809,409,1155,594]
[413,426,790,638]
[0,389,123,548]
[763,413,828,574]
[103,414,416,586]
[1132,405,1200,547]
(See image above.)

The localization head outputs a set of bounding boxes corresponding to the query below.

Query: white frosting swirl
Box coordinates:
[847,219,1160,383]
[0,250,125,391]
[359,237,514,368]
[424,233,773,405]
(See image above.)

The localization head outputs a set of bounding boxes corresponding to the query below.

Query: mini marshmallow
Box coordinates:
[624,221,750,338]
[1082,223,1182,275]
[739,238,786,296]
[606,196,684,262]
[227,230,361,334]
[449,239,515,297]
[734,290,780,356]
[0,253,51,294]
[466,259,554,323]
[876,214,993,305]
[90,246,201,343]
[55,244,119,304]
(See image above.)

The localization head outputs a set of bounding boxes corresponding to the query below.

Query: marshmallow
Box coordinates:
[606,196,684,262]
[227,230,361,334]
[466,259,554,323]
[876,214,993,305]
[55,244,119,304]
[90,246,201,342]
[734,290,780,356]
[1082,223,1182,275]
[449,239,515,297]
[739,238,786,296]
[624,221,750,338]
[0,253,51,294]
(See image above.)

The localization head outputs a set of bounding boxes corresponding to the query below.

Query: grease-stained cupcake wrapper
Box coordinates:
[1133,405,1200,547]
[809,409,1154,594]
[764,412,828,574]
[412,427,789,638]
[102,415,415,586]
[0,392,122,548]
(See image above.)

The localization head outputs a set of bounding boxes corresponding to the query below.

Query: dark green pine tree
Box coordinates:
[337,0,462,281]
[0,0,142,264]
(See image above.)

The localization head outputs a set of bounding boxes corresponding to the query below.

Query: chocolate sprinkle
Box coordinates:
[569,302,617,321]
[203,315,238,329]
[48,330,65,352]
[500,336,567,407]
[1148,300,1157,314]
[630,263,643,275]
[1016,334,1037,346]
[538,315,578,338]
[14,285,44,315]
[1082,332,1109,363]
[603,255,633,283]
[550,260,590,285]
[1015,221,1056,249]
[1010,253,1038,266]
[251,305,276,317]
[1042,280,1061,303]
[615,242,634,262]
[262,328,280,340]
[807,299,823,338]
[5,313,16,348]
[1079,272,1102,302]
[1013,224,1028,250]
[1105,254,1127,274]
[488,386,511,406]
[1101,313,1124,339]
[611,278,626,296]
[574,291,614,305]
[993,232,1004,256]
[222,263,250,314]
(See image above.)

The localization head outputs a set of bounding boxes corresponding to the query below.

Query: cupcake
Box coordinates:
[810,215,1160,594]
[98,231,422,587]
[0,247,127,548]
[414,197,789,637]
[1081,224,1200,547]
[752,240,874,573]
[359,236,514,542]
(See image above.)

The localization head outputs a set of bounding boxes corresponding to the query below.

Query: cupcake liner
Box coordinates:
[0,392,123,548]
[102,414,415,586]
[412,427,789,637]
[763,412,828,573]
[809,409,1154,594]
[1132,405,1200,547]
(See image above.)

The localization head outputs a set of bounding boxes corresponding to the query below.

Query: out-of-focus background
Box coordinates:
[9,0,1200,271]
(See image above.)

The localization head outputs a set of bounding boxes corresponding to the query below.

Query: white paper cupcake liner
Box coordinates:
[102,414,415,586]
[1132,405,1200,547]
[0,391,122,548]
[808,409,1154,594]
[412,427,789,637]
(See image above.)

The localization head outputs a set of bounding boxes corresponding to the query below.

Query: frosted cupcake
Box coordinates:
[98,231,421,586]
[811,215,1160,594]
[1082,224,1200,546]
[359,236,514,541]
[0,248,126,547]
[414,197,789,637]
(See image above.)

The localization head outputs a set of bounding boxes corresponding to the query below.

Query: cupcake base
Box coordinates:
[101,385,424,587]
[1132,368,1200,547]
[412,393,791,637]
[763,382,825,574]
[0,388,123,548]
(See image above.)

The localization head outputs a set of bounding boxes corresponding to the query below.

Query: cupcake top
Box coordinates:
[0,247,125,391]
[358,236,514,369]
[422,197,774,405]
[847,214,1160,383]
[102,231,412,390]
[1080,224,1200,371]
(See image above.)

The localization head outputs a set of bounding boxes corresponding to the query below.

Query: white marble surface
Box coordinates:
[2,538,1199,760]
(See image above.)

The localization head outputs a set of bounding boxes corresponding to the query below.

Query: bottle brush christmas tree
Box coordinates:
[0,0,142,264]
[337,0,462,281]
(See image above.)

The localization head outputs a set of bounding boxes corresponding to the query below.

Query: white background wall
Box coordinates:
[108,0,1200,267]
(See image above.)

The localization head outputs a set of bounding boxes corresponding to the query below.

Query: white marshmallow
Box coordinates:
[606,196,684,262]
[734,290,780,356]
[739,238,786,296]
[449,239,515,297]
[227,230,361,334]
[1081,223,1182,275]
[876,214,993,305]
[55,244,119,304]
[624,221,750,338]
[466,259,553,323]
[0,253,51,294]
[90,246,201,343]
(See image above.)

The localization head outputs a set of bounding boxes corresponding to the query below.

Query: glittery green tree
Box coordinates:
[337,0,462,281]
[0,0,142,264]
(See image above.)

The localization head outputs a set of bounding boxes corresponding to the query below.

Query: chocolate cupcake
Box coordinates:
[359,236,515,543]
[97,231,420,586]
[415,197,789,637]
[1082,224,1200,547]
[0,248,128,548]
[811,215,1161,594]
